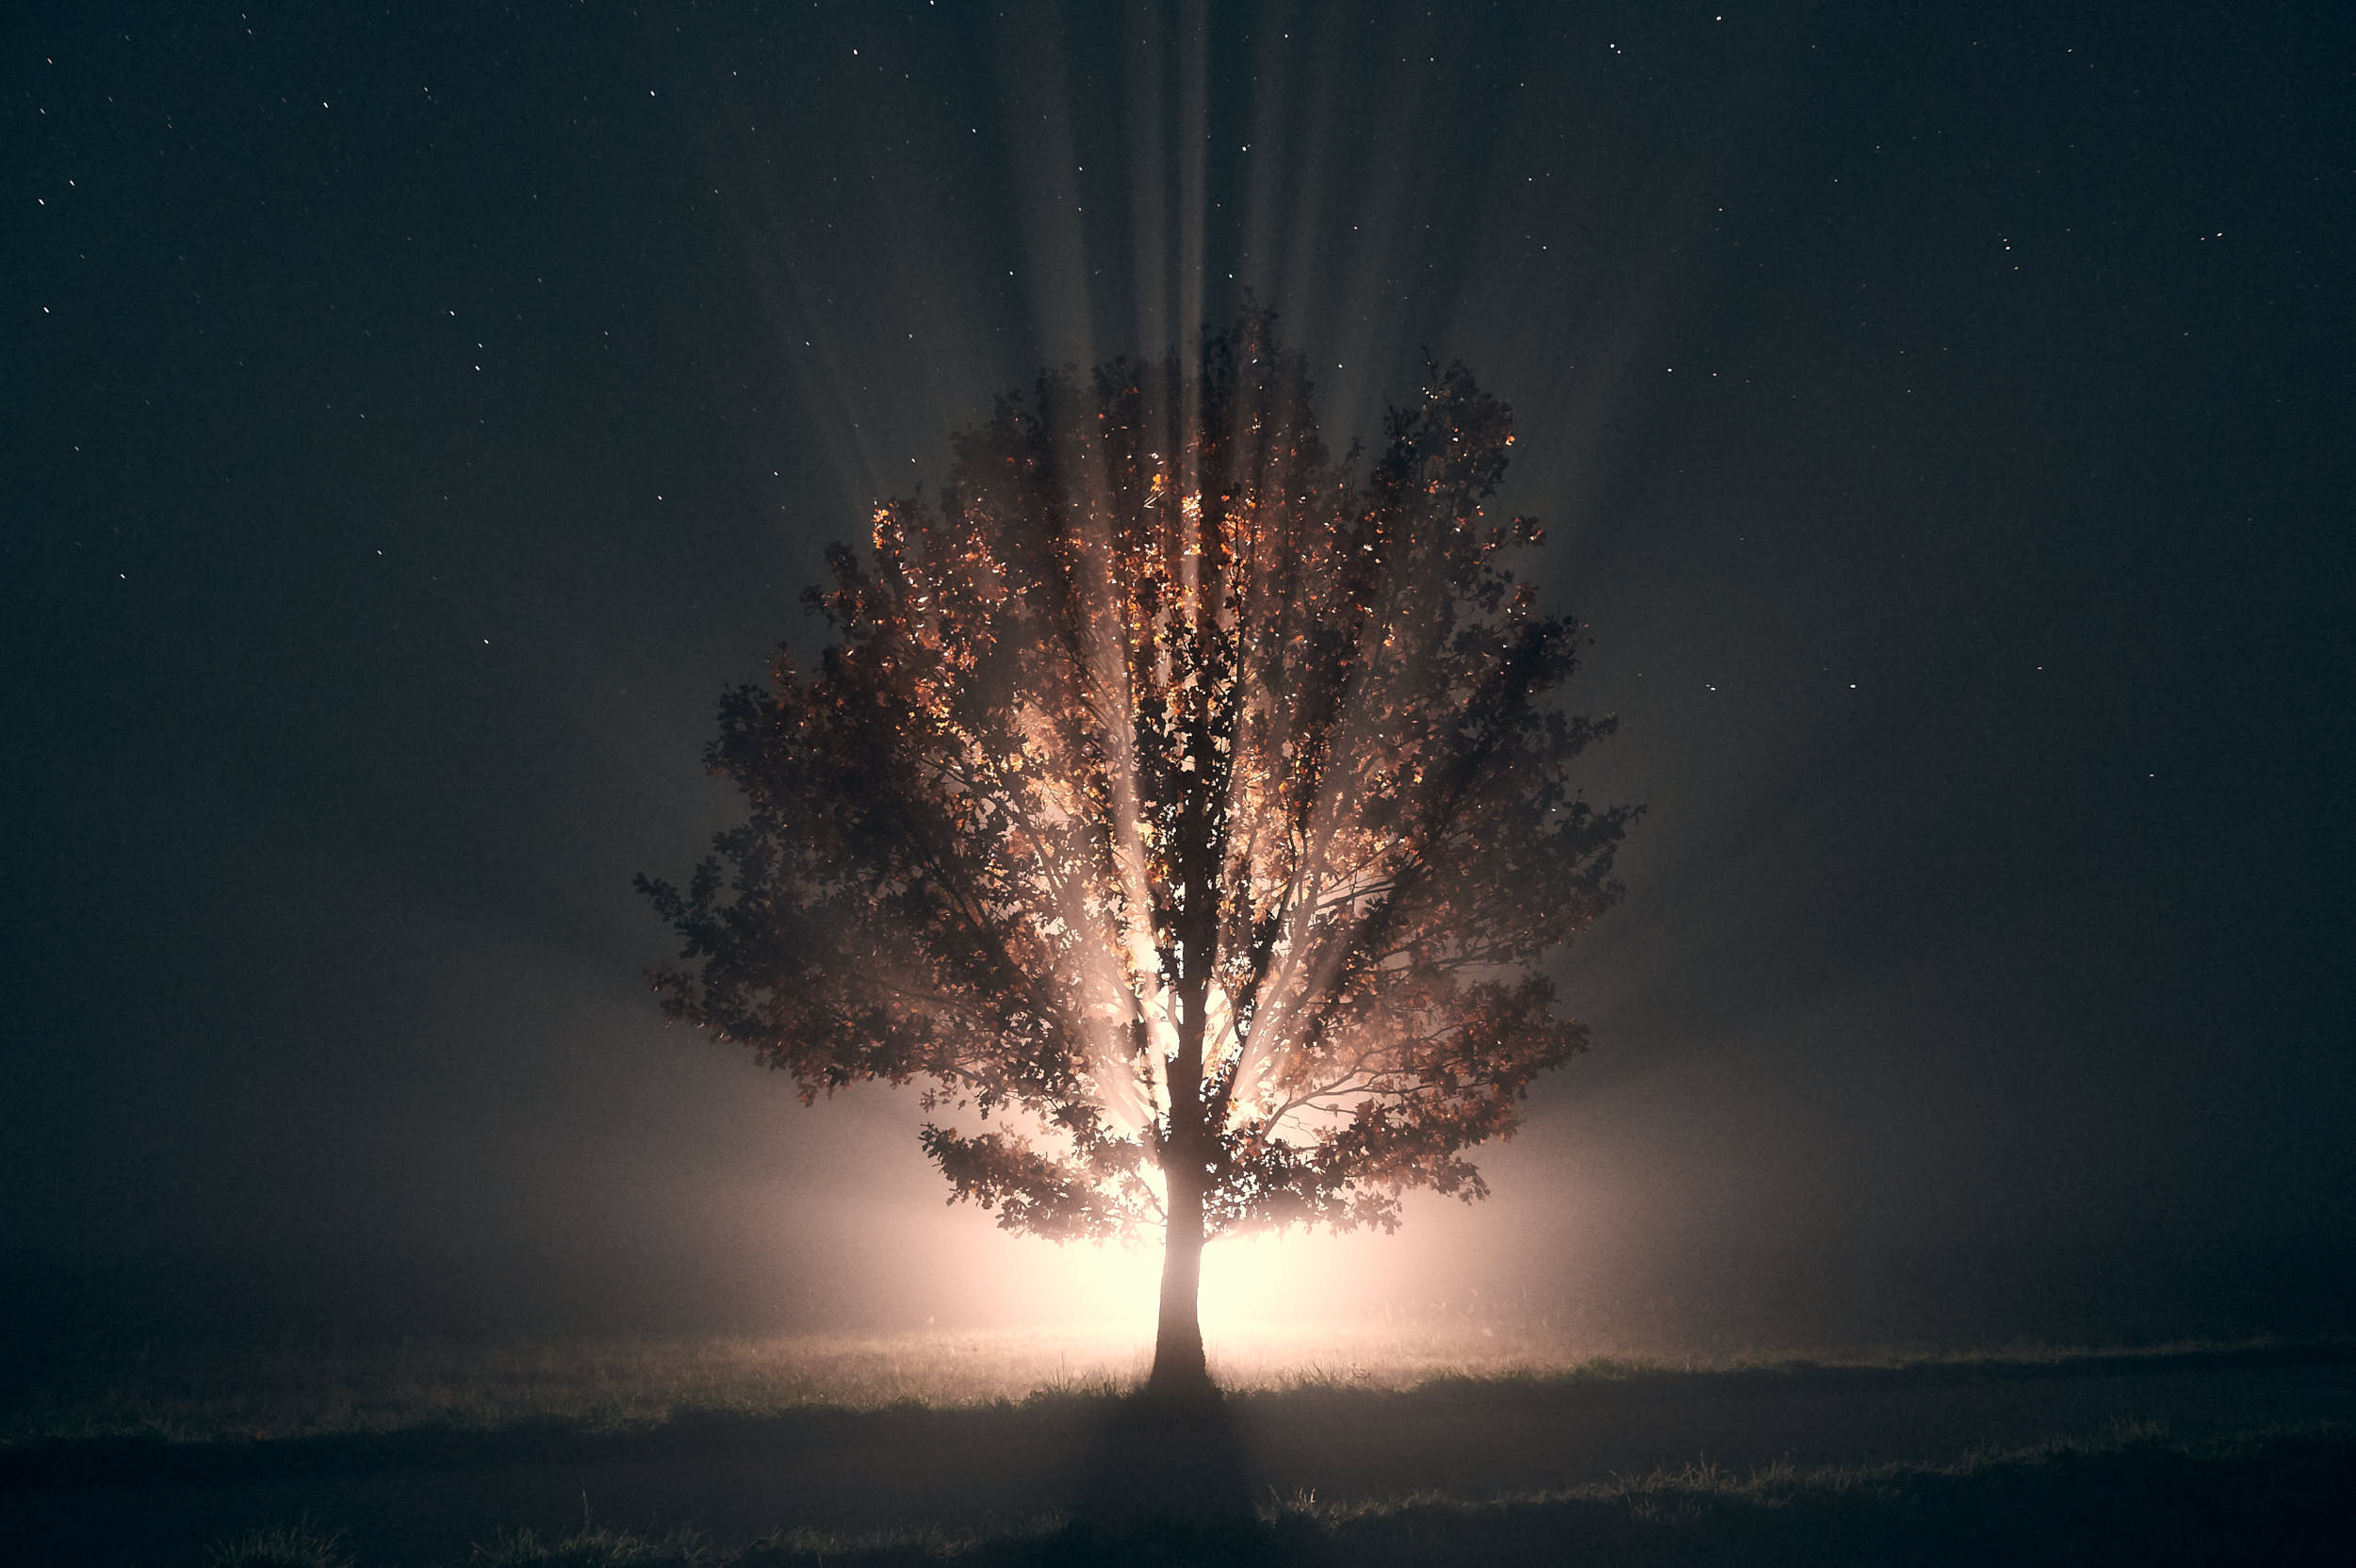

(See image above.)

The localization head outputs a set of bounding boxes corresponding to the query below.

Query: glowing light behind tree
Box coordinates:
[640,312,1635,1393]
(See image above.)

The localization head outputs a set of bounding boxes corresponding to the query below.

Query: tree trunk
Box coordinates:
[1147,1165,1212,1399]
[1153,768,1219,1401]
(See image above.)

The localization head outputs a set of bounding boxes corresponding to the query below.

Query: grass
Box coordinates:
[0,1327,1145,1447]
[7,1319,2335,1449]
[203,1422,2356,1565]
[205,1520,356,1568]
[0,1320,1631,1446]
[9,1328,2351,1564]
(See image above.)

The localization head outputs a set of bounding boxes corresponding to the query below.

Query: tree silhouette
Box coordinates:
[639,314,1635,1396]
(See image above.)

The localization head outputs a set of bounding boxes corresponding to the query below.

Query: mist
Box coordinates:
[7,0,2351,1388]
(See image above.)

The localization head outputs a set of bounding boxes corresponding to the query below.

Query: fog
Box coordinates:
[6,2,2349,1375]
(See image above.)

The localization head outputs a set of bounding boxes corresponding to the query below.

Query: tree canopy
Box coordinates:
[640,313,1634,1388]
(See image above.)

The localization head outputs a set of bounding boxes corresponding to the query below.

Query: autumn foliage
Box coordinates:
[640,314,1634,1391]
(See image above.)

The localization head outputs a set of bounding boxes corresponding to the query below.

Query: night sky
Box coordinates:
[7,2,2351,1354]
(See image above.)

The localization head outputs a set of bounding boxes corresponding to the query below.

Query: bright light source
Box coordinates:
[981,1224,1397,1343]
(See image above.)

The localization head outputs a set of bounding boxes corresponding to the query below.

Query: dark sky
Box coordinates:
[7,1,2351,1351]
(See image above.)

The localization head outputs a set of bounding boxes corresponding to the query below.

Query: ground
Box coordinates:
[3,1327,2352,1564]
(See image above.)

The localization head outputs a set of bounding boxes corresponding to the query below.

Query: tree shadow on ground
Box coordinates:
[1037,1392,1323,1567]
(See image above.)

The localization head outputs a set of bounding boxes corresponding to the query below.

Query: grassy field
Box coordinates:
[6,1328,2353,1564]
[199,1423,2356,1567]
[4,1319,2323,1447]
[0,1318,1836,1447]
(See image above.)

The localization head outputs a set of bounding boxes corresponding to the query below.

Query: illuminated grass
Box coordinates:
[2,1329,1149,1446]
[0,1320,1579,1446]
[4,1324,2342,1448]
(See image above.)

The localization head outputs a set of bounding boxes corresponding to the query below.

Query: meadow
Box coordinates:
[5,1319,1697,1447]
[4,1326,2351,1564]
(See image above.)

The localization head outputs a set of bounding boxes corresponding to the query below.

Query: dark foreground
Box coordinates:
[6,1344,2353,1565]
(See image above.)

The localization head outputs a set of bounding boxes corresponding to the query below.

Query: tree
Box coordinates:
[638,313,1635,1397]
